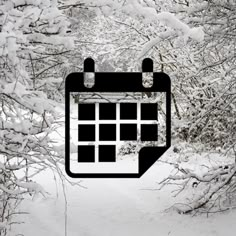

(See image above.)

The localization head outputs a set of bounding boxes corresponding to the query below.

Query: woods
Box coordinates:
[0,0,235,235]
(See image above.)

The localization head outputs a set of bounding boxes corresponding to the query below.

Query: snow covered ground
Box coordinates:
[10,149,236,236]
[9,104,236,236]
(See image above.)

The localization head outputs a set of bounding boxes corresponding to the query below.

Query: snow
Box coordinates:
[157,12,190,34]
[0,0,233,234]
[83,0,204,45]
[3,81,30,97]
[27,33,74,48]
[16,181,46,196]
[188,27,204,42]
[138,11,204,57]
[9,106,236,236]
[7,36,18,65]
[155,12,204,42]
[13,0,41,7]
[139,37,161,58]
[9,154,236,236]
[123,1,158,20]
[0,221,7,230]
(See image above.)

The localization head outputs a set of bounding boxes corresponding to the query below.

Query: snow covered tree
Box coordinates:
[75,0,236,213]
[151,0,234,146]
[155,0,236,213]
[0,0,75,233]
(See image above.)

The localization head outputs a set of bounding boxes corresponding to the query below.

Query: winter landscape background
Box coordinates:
[0,0,235,235]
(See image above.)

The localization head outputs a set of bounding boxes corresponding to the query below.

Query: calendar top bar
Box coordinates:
[66,72,170,93]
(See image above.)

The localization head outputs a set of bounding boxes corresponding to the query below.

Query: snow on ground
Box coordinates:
[9,104,236,236]
[10,149,236,236]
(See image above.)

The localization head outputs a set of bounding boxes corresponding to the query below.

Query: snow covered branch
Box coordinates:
[160,158,236,214]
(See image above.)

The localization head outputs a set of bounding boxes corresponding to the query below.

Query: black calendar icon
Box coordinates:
[65,58,171,178]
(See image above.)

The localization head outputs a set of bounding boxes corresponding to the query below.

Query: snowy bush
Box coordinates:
[167,0,236,149]
[0,0,75,233]
[159,143,236,215]
[77,0,236,213]
[118,142,140,156]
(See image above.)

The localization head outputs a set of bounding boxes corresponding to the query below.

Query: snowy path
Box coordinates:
[11,158,236,236]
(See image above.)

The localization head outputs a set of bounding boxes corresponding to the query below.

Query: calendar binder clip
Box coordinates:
[65,58,171,178]
[83,58,95,88]
[142,58,154,88]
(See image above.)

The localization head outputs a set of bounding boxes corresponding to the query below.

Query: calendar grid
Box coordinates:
[77,102,159,163]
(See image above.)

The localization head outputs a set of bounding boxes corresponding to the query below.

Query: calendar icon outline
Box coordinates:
[65,58,171,178]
